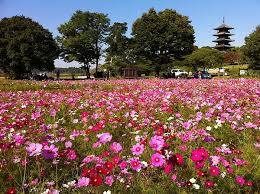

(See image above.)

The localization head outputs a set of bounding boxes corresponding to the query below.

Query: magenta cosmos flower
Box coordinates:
[66,149,77,160]
[26,143,43,156]
[151,153,165,167]
[236,176,245,186]
[209,166,220,176]
[110,142,123,153]
[119,161,128,169]
[129,158,142,171]
[131,143,144,156]
[149,135,165,151]
[191,147,209,162]
[42,144,58,159]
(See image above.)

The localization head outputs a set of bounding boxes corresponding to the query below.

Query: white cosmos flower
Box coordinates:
[221,172,226,178]
[206,126,212,131]
[103,190,112,194]
[193,184,200,190]
[167,116,174,121]
[189,178,196,183]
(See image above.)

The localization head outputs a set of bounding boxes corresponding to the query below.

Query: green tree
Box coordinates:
[58,10,110,77]
[185,47,224,70]
[105,22,140,75]
[0,16,59,79]
[106,22,129,58]
[243,26,260,69]
[132,8,195,76]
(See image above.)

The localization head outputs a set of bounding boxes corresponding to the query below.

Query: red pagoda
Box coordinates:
[213,18,234,51]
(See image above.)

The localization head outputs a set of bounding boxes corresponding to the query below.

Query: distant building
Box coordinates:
[213,18,234,51]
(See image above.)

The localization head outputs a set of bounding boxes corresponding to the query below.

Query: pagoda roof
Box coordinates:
[214,24,234,30]
[213,38,234,42]
[213,32,234,36]
[215,45,233,48]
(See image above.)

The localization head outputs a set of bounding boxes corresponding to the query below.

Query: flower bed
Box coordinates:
[0,79,259,193]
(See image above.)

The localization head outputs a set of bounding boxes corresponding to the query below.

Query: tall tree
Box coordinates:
[106,22,129,59]
[106,22,132,73]
[243,26,260,69]
[132,8,195,76]
[0,16,59,79]
[185,47,224,70]
[58,10,110,77]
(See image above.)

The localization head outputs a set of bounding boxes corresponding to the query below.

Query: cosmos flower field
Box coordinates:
[0,79,259,193]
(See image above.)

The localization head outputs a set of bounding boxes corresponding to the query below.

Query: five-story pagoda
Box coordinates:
[213,18,234,51]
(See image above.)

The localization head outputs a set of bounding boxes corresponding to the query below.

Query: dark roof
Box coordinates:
[215,45,233,48]
[213,38,234,42]
[213,32,234,36]
[214,23,234,30]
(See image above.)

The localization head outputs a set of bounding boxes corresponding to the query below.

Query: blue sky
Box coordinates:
[1,0,259,67]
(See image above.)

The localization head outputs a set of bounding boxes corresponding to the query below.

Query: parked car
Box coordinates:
[194,71,212,79]
[170,69,188,78]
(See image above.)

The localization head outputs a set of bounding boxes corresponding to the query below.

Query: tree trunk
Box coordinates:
[95,57,99,74]
[95,41,99,74]
[83,64,90,79]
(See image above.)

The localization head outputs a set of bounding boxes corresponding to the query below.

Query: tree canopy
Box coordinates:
[0,16,59,79]
[185,47,224,70]
[106,22,129,57]
[58,10,110,77]
[243,26,260,69]
[132,8,195,76]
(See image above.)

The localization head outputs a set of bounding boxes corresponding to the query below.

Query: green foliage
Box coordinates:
[132,8,195,76]
[185,47,224,70]
[243,26,260,69]
[58,10,110,77]
[106,22,129,57]
[0,16,59,79]
[105,22,136,75]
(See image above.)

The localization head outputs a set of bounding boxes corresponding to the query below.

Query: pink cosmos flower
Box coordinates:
[97,133,112,144]
[77,177,90,187]
[42,144,58,159]
[13,134,24,145]
[149,135,165,151]
[236,176,245,186]
[171,174,177,182]
[131,143,144,156]
[105,175,114,186]
[65,141,72,148]
[92,142,102,148]
[210,156,220,166]
[151,153,165,167]
[81,155,96,164]
[110,142,123,153]
[209,166,220,176]
[129,158,142,171]
[183,121,192,129]
[179,145,187,152]
[26,143,43,156]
